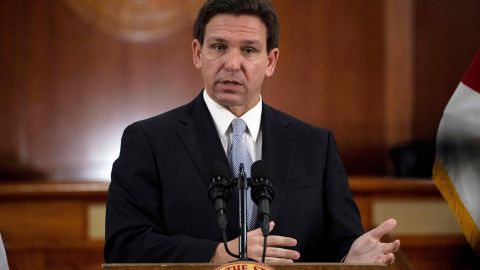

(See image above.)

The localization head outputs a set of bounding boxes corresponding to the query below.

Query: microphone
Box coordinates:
[250,160,275,237]
[207,162,235,231]
[207,162,239,259]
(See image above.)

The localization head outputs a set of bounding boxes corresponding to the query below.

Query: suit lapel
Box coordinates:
[261,105,298,222]
[176,93,231,186]
[176,93,240,237]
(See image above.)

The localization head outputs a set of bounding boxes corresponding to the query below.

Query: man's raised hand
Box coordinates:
[345,218,400,264]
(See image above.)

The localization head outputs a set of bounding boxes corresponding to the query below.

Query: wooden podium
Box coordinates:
[102,263,387,270]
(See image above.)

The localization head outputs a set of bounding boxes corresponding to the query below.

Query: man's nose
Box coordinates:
[224,50,242,71]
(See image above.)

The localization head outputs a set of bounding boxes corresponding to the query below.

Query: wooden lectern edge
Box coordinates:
[102,262,388,270]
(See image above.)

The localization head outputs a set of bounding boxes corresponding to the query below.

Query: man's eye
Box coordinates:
[243,47,257,55]
[211,44,225,51]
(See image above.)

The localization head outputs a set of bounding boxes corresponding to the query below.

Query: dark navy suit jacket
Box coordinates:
[104,93,363,263]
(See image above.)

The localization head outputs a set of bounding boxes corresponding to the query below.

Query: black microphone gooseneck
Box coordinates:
[250,160,275,263]
[207,162,239,259]
[237,163,250,261]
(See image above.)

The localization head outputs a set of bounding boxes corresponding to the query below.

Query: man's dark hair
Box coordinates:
[193,0,280,53]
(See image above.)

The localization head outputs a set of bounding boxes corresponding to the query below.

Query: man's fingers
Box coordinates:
[383,239,400,254]
[263,257,294,263]
[266,235,297,247]
[377,240,399,265]
[246,222,299,262]
[269,221,275,232]
[249,221,275,237]
[383,253,395,264]
[368,218,397,240]
[265,247,300,260]
[344,227,400,264]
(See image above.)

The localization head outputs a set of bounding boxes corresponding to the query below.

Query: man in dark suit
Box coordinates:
[105,0,400,264]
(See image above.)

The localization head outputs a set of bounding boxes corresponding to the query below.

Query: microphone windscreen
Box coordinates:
[251,160,270,178]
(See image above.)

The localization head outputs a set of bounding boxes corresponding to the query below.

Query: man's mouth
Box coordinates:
[220,80,242,86]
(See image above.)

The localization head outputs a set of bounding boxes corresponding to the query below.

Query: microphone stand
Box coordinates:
[237,163,250,261]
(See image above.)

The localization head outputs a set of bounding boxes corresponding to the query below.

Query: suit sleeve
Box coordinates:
[104,123,218,263]
[323,131,364,261]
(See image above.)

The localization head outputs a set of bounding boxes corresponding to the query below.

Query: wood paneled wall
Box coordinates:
[413,0,480,140]
[269,0,386,174]
[1,0,479,180]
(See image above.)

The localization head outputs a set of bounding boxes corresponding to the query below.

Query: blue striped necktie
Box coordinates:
[229,118,256,230]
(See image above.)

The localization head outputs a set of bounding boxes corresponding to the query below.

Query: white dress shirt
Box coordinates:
[203,90,263,165]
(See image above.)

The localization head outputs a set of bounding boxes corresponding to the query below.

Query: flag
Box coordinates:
[433,49,480,255]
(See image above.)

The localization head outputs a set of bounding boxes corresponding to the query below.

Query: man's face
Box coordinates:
[192,14,279,116]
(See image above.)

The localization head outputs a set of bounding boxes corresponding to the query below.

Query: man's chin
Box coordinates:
[216,98,243,109]
[211,92,242,106]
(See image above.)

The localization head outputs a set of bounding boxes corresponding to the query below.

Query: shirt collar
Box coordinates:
[203,90,262,142]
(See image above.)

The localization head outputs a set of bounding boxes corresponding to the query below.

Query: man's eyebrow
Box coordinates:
[242,40,262,47]
[205,37,227,43]
[205,37,263,47]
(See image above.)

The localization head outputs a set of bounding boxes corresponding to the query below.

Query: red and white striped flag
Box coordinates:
[433,49,480,255]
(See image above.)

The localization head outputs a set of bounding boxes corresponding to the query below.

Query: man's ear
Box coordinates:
[192,39,202,69]
[265,48,279,77]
